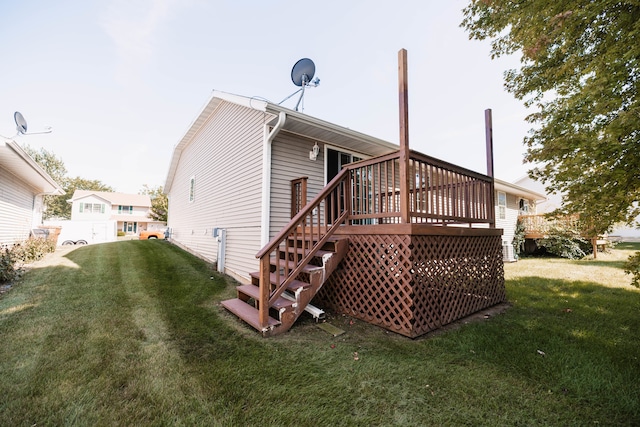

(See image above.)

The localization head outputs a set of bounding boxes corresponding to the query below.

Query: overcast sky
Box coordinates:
[0,0,533,194]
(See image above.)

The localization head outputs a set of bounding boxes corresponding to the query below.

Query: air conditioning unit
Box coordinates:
[503,244,516,262]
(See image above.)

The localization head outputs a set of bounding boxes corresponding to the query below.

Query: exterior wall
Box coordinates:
[71,196,111,221]
[110,204,149,218]
[515,175,561,214]
[495,190,525,247]
[167,102,268,281]
[0,167,37,245]
[269,132,326,238]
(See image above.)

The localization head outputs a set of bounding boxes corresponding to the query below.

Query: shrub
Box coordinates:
[117,231,125,237]
[624,251,640,288]
[0,247,22,283]
[537,224,592,259]
[512,218,526,256]
[12,237,56,263]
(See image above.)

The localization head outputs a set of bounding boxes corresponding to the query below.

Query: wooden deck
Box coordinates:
[223,149,505,337]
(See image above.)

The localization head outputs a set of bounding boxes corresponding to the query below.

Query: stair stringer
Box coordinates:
[265,238,349,336]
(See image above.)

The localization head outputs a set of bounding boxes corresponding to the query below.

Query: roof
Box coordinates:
[70,190,152,207]
[494,178,547,202]
[165,90,400,192]
[0,140,64,195]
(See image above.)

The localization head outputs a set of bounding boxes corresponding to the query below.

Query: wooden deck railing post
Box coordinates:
[259,255,270,329]
[398,49,411,223]
[485,109,496,227]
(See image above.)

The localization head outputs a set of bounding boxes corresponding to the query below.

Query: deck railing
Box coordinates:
[256,150,495,329]
[518,214,580,238]
[347,150,494,225]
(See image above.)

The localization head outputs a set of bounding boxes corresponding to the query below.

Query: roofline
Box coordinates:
[494,178,547,202]
[5,140,65,195]
[212,89,399,152]
[164,90,399,192]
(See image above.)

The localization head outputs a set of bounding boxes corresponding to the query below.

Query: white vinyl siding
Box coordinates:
[0,167,38,245]
[495,190,521,246]
[269,132,326,238]
[166,102,267,280]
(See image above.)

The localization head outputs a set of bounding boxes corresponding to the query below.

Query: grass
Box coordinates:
[0,240,639,426]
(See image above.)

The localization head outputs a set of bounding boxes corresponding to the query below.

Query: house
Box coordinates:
[164,91,399,282]
[164,90,506,338]
[0,139,64,246]
[494,178,547,260]
[514,175,640,241]
[69,190,164,235]
[45,191,165,245]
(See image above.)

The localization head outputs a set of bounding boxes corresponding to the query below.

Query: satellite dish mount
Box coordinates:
[279,58,320,112]
[5,111,53,138]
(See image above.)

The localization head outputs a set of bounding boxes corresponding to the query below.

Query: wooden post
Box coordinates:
[485,109,496,227]
[398,49,411,224]
[259,255,270,329]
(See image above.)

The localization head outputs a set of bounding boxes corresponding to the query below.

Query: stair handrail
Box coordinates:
[255,167,351,328]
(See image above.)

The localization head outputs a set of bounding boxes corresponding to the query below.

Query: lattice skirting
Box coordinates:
[314,233,505,338]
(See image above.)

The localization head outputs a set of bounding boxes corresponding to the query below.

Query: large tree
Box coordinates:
[140,184,168,223]
[22,145,113,219]
[461,1,640,235]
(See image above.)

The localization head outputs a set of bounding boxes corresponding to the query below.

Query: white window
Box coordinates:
[189,176,195,202]
[498,191,506,220]
[80,203,105,214]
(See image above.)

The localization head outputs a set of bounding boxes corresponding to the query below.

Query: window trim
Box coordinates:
[189,176,195,203]
[498,191,507,220]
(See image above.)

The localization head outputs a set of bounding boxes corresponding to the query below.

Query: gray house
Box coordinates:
[0,139,64,246]
[164,90,511,338]
[164,90,398,282]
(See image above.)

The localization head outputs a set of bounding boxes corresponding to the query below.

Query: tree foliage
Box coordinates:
[461,1,640,236]
[22,145,67,183]
[22,145,114,219]
[140,184,168,223]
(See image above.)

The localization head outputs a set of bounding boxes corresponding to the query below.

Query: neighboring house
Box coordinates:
[494,178,547,261]
[514,175,640,241]
[164,90,506,338]
[0,139,64,246]
[69,190,164,234]
[46,191,165,245]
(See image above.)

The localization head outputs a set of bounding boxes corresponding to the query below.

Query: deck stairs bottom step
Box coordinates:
[221,235,349,336]
[221,298,280,332]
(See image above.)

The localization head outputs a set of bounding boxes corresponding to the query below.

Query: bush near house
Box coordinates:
[537,224,592,259]
[0,237,56,283]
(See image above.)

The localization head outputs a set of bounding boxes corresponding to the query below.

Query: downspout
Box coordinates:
[260,111,286,246]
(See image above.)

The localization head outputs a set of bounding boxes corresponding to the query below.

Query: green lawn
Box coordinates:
[1,240,638,426]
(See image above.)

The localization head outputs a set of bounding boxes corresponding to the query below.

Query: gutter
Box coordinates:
[260,111,286,246]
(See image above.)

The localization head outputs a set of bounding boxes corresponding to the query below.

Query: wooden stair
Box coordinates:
[221,236,348,336]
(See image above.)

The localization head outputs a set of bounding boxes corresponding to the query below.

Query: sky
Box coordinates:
[0,0,534,194]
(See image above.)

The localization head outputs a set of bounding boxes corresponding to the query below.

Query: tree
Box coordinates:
[22,144,114,219]
[22,145,67,184]
[461,1,640,236]
[140,185,168,223]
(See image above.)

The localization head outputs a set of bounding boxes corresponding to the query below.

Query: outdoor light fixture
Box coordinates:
[309,142,320,161]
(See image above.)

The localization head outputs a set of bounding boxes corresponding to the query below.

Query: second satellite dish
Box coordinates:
[291,58,316,87]
[14,112,28,134]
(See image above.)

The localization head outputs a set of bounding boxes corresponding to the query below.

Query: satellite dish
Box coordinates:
[291,58,315,87]
[278,58,320,112]
[14,112,28,135]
